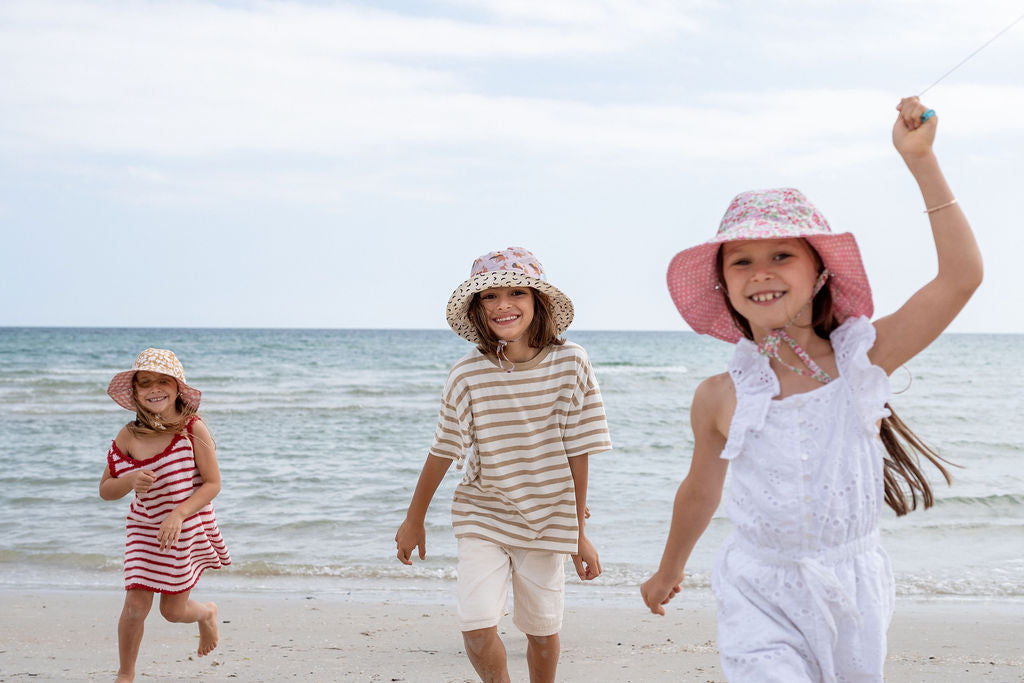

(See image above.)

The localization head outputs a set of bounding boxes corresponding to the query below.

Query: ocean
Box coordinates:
[1,327,1021,606]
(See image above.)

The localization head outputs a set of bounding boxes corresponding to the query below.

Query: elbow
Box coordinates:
[679,477,722,513]
[955,263,984,303]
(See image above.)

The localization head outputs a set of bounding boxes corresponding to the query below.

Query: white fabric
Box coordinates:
[456,536,565,636]
[713,316,895,682]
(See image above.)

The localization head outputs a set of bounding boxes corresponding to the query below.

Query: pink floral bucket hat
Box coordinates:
[666,188,873,343]
[107,348,202,411]
[446,247,574,343]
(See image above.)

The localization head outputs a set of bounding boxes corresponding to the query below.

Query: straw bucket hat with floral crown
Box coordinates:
[666,188,873,344]
[107,348,202,411]
[446,247,574,344]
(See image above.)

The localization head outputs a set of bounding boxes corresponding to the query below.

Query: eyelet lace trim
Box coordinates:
[722,338,778,460]
[722,317,890,459]
[830,316,892,433]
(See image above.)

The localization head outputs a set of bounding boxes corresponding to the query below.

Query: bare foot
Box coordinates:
[114,674,133,683]
[197,602,219,657]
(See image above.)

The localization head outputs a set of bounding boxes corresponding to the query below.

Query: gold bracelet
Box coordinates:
[924,198,957,214]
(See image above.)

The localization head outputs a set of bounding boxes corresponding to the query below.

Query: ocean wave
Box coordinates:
[0,549,121,571]
[595,364,689,375]
[933,493,1024,513]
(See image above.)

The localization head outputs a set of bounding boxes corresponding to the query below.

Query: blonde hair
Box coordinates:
[127,377,213,450]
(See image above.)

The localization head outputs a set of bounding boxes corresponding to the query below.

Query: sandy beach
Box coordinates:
[1,588,1021,682]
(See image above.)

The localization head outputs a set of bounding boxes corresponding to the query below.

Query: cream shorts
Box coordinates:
[456,536,565,636]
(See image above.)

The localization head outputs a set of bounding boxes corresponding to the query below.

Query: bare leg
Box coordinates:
[159,591,220,656]
[462,626,510,683]
[116,589,154,682]
[525,632,560,683]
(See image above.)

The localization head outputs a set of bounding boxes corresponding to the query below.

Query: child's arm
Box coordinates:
[395,454,453,564]
[157,419,222,551]
[568,453,601,580]
[98,427,156,500]
[641,375,731,615]
[870,96,984,374]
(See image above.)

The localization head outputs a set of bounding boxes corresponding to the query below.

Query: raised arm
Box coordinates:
[395,454,453,564]
[640,374,732,615]
[870,96,983,374]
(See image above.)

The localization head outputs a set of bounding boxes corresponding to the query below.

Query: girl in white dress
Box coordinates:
[641,96,982,681]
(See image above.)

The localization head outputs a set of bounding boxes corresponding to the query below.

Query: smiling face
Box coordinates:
[720,238,822,335]
[477,286,536,342]
[133,370,180,417]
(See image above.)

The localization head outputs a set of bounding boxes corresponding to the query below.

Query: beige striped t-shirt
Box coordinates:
[429,341,612,554]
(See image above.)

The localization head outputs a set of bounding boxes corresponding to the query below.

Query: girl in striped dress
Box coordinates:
[100,348,230,683]
[395,247,612,682]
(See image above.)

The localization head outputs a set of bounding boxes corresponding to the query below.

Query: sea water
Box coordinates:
[1,327,1021,604]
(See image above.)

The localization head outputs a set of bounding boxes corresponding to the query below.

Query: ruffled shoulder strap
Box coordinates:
[721,339,778,460]
[831,316,891,433]
[106,439,137,476]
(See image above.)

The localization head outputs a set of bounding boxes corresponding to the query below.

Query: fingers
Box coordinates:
[571,554,587,580]
[158,526,180,551]
[134,469,156,493]
[394,536,423,565]
[571,553,602,581]
[639,583,667,616]
[895,96,935,131]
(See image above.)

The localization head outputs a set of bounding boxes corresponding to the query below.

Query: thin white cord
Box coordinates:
[919,11,1024,96]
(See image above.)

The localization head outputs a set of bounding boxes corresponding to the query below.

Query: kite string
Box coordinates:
[919,10,1024,96]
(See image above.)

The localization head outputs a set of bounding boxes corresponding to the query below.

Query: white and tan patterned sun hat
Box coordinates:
[446,247,574,343]
[106,348,202,411]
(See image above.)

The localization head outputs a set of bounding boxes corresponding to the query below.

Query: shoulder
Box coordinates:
[189,416,212,440]
[114,424,134,451]
[443,348,491,392]
[693,372,735,438]
[695,372,734,407]
[552,341,593,367]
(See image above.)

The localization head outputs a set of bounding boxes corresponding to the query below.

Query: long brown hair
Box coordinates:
[716,244,954,516]
[468,287,566,356]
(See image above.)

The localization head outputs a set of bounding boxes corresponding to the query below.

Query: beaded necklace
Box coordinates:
[757,270,833,384]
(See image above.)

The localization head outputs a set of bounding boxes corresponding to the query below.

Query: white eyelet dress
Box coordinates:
[712,316,896,682]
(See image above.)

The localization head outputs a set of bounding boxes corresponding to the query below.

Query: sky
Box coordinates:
[1,0,1022,333]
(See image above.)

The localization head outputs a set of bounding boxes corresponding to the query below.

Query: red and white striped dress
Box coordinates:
[106,417,230,593]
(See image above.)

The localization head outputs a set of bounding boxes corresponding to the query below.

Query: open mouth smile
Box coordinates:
[749,291,785,303]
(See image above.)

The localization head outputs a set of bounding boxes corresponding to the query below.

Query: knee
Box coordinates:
[159,600,186,623]
[121,592,152,621]
[526,633,560,657]
[462,626,499,653]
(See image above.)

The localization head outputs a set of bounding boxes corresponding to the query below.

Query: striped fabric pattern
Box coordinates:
[430,342,612,554]
[106,418,230,593]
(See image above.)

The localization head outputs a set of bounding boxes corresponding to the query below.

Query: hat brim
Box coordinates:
[107,370,202,412]
[667,231,872,343]
[446,271,574,343]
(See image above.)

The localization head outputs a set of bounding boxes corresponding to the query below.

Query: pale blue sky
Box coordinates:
[2,0,1022,332]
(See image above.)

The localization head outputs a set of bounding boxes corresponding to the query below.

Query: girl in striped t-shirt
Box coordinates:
[100,348,230,683]
[396,247,612,682]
